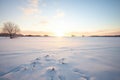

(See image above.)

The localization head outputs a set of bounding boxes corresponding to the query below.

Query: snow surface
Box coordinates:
[0,37,120,80]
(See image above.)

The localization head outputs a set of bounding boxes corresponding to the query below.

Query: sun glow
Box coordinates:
[54,30,65,37]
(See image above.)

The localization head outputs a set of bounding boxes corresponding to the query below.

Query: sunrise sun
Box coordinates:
[54,30,65,37]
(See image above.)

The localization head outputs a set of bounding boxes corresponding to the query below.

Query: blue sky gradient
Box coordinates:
[0,0,120,36]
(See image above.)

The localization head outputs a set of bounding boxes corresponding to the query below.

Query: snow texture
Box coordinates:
[0,37,120,80]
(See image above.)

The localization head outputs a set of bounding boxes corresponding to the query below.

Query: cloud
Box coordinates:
[54,9,65,18]
[21,7,39,15]
[29,0,39,7]
[21,0,40,15]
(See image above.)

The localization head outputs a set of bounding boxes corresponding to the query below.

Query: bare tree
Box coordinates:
[2,22,20,39]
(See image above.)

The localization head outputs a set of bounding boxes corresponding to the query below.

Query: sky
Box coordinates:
[0,0,120,36]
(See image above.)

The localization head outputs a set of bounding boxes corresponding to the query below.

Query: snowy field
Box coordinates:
[0,37,120,80]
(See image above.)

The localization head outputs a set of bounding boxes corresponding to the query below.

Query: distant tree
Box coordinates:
[2,22,20,39]
[44,35,49,37]
[71,35,75,37]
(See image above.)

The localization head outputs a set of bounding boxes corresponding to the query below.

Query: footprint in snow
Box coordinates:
[46,67,65,80]
[35,57,41,60]
[46,67,58,80]
[58,75,66,80]
[30,60,42,70]
[45,55,52,61]
[59,58,66,64]
[73,68,90,80]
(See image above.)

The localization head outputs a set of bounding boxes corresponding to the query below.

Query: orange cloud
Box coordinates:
[68,29,120,36]
[21,0,40,15]
[21,30,53,36]
[29,0,38,7]
[21,7,39,15]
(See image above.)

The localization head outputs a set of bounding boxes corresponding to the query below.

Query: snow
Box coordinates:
[0,37,120,80]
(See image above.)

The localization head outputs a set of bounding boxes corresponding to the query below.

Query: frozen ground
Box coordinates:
[0,37,120,80]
